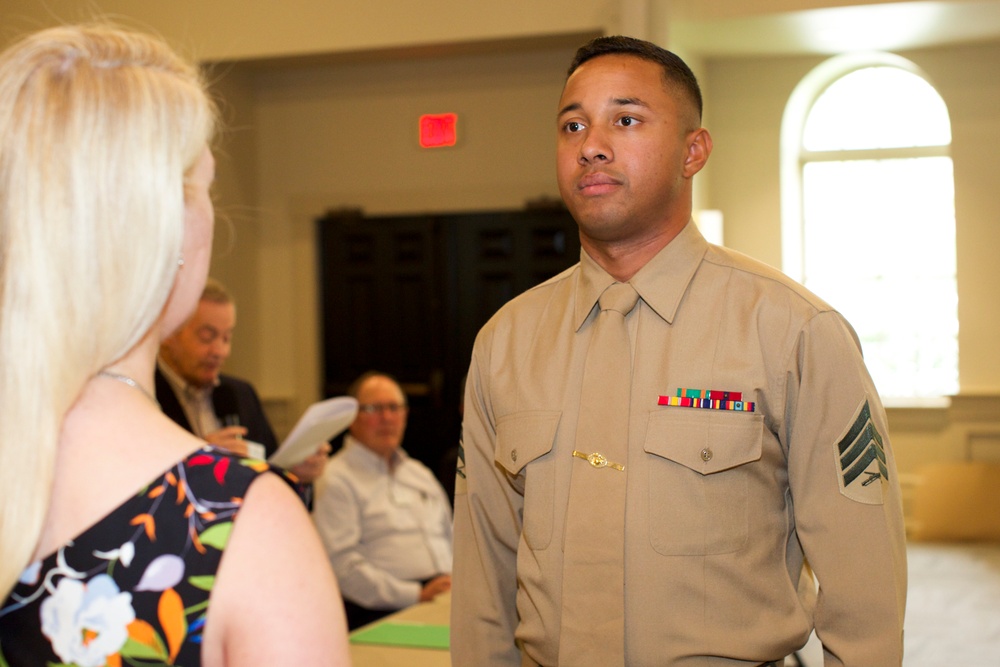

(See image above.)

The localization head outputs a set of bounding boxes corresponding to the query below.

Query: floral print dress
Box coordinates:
[0,446,295,667]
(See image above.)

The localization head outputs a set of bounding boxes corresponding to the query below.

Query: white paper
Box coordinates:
[268,396,358,468]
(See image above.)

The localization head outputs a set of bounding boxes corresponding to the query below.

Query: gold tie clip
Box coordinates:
[572,450,625,472]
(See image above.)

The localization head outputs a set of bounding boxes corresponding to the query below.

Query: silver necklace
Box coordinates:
[97,370,160,407]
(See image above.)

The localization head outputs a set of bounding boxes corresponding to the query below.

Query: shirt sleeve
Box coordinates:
[429,472,455,548]
[450,328,523,666]
[311,472,422,610]
[782,311,907,665]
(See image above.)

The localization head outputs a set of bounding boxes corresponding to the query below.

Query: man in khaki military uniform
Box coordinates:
[451,35,906,666]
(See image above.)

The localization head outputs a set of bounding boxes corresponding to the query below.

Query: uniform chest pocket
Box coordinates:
[644,409,764,556]
[495,410,561,550]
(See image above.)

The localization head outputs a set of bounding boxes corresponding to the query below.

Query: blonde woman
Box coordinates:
[0,25,350,666]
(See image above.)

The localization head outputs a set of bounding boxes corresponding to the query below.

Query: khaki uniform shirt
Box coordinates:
[451,222,906,666]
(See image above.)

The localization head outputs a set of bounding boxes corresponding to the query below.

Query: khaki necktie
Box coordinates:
[560,281,639,666]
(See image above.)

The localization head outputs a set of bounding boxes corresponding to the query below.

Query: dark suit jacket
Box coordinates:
[154,368,279,458]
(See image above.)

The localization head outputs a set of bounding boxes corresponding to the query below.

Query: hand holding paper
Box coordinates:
[268,396,358,469]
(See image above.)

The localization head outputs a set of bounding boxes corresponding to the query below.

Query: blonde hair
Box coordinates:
[0,24,216,598]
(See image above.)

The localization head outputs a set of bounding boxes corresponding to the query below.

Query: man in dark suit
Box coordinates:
[157,278,328,482]
[154,367,279,457]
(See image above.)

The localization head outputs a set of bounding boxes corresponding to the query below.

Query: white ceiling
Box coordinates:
[671,0,1000,56]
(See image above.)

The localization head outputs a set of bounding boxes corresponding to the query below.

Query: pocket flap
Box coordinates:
[644,409,763,474]
[495,411,561,475]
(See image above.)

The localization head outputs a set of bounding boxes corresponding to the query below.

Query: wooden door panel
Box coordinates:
[317,207,578,482]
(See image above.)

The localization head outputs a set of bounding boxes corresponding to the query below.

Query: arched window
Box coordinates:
[781,53,957,401]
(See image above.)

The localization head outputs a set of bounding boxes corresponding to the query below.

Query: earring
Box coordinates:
[178,255,185,267]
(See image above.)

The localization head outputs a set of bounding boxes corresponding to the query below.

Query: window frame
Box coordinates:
[779,52,957,403]
[780,51,944,281]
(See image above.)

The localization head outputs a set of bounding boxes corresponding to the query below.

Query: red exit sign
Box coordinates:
[419,113,458,148]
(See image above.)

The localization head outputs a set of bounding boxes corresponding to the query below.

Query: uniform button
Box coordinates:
[511,449,518,462]
[700,448,713,462]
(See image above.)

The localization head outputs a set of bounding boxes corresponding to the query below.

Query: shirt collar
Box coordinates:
[156,355,218,402]
[343,434,408,470]
[573,219,709,330]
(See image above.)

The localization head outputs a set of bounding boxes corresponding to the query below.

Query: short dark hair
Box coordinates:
[566,35,703,122]
[201,277,233,305]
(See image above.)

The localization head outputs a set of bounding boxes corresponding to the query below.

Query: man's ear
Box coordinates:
[683,128,712,178]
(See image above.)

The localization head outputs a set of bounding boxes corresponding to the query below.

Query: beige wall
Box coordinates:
[3,1,999,477]
[0,0,614,60]
[705,40,1000,476]
[705,41,1000,396]
[240,43,582,420]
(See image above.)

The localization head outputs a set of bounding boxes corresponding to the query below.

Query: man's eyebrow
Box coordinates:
[557,97,650,118]
[557,101,581,118]
[613,96,648,108]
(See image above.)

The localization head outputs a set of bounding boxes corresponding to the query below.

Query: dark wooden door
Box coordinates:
[317,207,579,485]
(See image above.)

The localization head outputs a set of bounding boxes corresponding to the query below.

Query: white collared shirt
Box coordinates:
[312,435,453,610]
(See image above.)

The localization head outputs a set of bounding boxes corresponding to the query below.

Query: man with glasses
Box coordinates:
[312,371,453,630]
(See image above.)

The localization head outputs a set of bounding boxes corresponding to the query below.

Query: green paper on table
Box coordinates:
[349,622,450,650]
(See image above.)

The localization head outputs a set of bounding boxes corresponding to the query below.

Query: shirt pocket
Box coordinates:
[495,410,561,550]
[644,408,764,556]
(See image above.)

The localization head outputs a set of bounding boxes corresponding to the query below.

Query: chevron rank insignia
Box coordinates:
[835,399,888,504]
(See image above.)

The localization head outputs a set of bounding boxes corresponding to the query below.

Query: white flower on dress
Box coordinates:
[18,560,42,585]
[92,541,135,568]
[40,574,136,667]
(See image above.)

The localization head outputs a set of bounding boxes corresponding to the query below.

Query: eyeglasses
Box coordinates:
[357,402,408,416]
